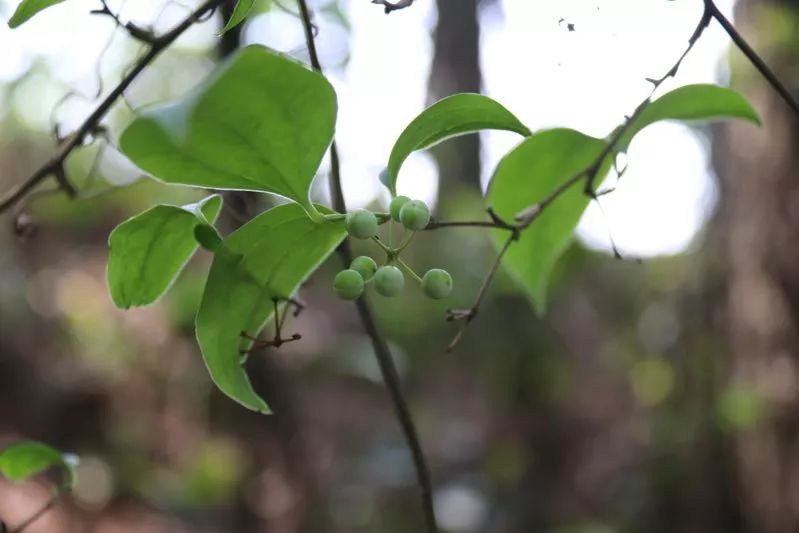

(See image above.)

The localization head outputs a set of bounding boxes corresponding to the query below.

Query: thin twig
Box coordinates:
[91,0,157,44]
[582,3,713,195]
[446,5,714,348]
[706,0,799,115]
[8,488,63,533]
[446,231,516,351]
[371,0,414,14]
[426,219,505,230]
[0,0,223,215]
[295,1,438,531]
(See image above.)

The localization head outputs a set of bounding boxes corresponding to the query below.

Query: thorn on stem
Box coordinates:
[53,165,76,198]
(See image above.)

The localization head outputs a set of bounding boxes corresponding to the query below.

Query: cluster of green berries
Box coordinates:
[333,196,453,301]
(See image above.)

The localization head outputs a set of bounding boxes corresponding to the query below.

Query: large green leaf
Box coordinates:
[119,45,336,218]
[384,93,531,194]
[108,195,222,309]
[619,84,761,150]
[488,129,610,314]
[221,0,256,33]
[0,442,75,486]
[196,203,346,413]
[8,0,66,28]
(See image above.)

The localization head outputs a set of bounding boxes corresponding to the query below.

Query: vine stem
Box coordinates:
[0,0,224,215]
[295,1,438,531]
[7,487,64,533]
[441,3,714,350]
[706,0,799,115]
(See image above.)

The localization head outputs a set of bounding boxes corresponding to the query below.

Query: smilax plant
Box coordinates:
[3,0,796,530]
[107,39,760,439]
[100,43,765,531]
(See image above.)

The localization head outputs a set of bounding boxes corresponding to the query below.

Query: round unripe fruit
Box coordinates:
[422,269,453,299]
[390,196,411,222]
[374,265,404,297]
[346,209,378,239]
[334,269,364,300]
[350,256,377,281]
[399,200,430,231]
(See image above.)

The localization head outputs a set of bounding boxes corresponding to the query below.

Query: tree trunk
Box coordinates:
[712,1,799,531]
[428,0,482,188]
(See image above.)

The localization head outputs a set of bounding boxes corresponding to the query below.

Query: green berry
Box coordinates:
[374,265,404,297]
[350,256,378,281]
[346,209,378,239]
[390,196,411,222]
[422,269,453,299]
[399,200,430,231]
[334,269,364,300]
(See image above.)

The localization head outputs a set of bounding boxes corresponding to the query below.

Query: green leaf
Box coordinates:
[119,45,336,218]
[108,195,223,309]
[8,0,66,28]
[194,224,223,252]
[196,203,346,413]
[619,84,761,149]
[487,129,611,314]
[221,0,256,33]
[384,93,531,194]
[0,442,76,486]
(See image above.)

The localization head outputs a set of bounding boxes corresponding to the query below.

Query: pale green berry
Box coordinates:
[390,195,411,222]
[374,265,404,297]
[399,200,430,231]
[346,209,378,239]
[422,269,453,299]
[350,256,378,281]
[334,269,364,300]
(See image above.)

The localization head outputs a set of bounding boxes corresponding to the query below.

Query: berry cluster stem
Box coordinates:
[398,258,423,284]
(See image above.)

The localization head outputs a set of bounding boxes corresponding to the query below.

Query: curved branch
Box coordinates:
[446,5,714,348]
[0,0,224,215]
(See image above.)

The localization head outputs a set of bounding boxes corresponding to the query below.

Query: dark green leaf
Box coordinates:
[487,129,610,314]
[619,84,761,149]
[0,442,75,486]
[8,0,66,28]
[194,224,223,252]
[196,203,346,413]
[119,45,336,219]
[221,0,256,33]
[108,195,222,309]
[384,93,531,194]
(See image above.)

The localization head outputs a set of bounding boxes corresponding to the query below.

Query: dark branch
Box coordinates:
[0,0,223,215]
[295,1,438,531]
[706,0,799,115]
[582,3,712,195]
[444,5,714,347]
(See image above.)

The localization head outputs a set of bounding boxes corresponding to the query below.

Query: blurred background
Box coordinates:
[1,0,798,531]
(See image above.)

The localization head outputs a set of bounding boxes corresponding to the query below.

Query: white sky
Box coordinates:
[1,0,739,257]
